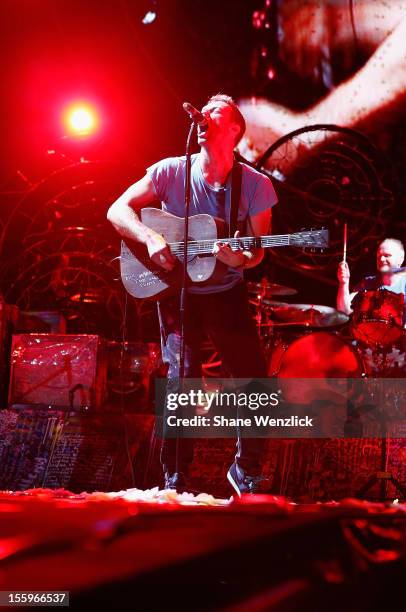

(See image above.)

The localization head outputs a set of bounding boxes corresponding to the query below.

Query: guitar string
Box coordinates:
[168,244,316,256]
[170,237,293,253]
[167,235,322,256]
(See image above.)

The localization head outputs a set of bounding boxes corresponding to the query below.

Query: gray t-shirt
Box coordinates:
[354,274,406,297]
[146,154,278,294]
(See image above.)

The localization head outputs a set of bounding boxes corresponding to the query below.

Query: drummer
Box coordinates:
[337,238,405,320]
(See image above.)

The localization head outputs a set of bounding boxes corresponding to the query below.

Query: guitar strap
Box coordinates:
[229,160,242,238]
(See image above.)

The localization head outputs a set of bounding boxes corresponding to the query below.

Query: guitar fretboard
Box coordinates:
[168,232,323,257]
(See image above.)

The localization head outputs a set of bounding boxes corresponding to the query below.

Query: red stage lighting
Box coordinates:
[63,103,99,136]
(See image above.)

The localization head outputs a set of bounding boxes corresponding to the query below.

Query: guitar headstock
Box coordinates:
[291,228,329,250]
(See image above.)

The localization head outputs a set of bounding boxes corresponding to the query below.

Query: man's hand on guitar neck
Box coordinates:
[213,230,253,269]
[213,242,245,268]
[146,231,177,271]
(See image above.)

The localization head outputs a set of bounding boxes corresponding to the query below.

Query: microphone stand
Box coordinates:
[179,121,196,382]
[171,121,196,474]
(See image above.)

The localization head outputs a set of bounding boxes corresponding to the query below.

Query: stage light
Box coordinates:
[64,104,99,136]
[142,11,156,24]
[141,0,157,24]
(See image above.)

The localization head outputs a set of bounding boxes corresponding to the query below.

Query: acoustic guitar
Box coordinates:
[120,208,329,300]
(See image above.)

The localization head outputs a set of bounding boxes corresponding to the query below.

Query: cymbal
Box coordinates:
[246,281,297,297]
[263,301,349,327]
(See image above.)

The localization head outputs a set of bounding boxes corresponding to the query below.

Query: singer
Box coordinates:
[107,94,278,496]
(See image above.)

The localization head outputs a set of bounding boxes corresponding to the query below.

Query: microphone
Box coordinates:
[183,102,208,127]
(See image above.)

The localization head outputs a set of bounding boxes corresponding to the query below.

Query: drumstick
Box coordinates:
[343,222,347,263]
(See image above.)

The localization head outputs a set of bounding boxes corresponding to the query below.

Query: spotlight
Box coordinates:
[142,1,157,24]
[142,11,157,24]
[63,104,99,136]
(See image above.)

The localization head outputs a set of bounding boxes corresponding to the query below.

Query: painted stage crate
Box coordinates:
[8,334,107,410]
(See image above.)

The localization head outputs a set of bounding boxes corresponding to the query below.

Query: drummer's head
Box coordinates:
[376,238,405,272]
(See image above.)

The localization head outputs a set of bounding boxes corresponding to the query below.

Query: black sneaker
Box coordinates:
[163,471,189,493]
[227,462,270,497]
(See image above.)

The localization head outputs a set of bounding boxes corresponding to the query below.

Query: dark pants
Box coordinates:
[157,282,267,474]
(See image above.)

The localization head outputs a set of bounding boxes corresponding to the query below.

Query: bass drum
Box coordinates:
[268,331,364,404]
[351,289,404,347]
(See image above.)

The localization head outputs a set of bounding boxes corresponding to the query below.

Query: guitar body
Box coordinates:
[120,208,227,300]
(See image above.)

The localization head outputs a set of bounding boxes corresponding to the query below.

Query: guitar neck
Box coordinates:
[168,233,308,256]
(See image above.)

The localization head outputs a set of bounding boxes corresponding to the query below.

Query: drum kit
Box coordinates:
[248,262,406,501]
[248,279,406,379]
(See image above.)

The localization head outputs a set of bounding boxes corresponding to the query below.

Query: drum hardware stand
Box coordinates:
[347,269,406,500]
[354,366,406,501]
[356,433,406,502]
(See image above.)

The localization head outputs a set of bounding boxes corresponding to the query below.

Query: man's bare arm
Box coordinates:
[302,15,406,129]
[239,15,406,161]
[337,285,356,315]
[336,261,356,315]
[244,207,272,269]
[107,174,176,270]
[107,174,157,243]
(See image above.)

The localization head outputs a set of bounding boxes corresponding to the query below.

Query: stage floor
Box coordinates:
[1,488,406,610]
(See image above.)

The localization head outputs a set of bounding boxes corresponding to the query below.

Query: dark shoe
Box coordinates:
[163,470,189,493]
[227,462,270,497]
